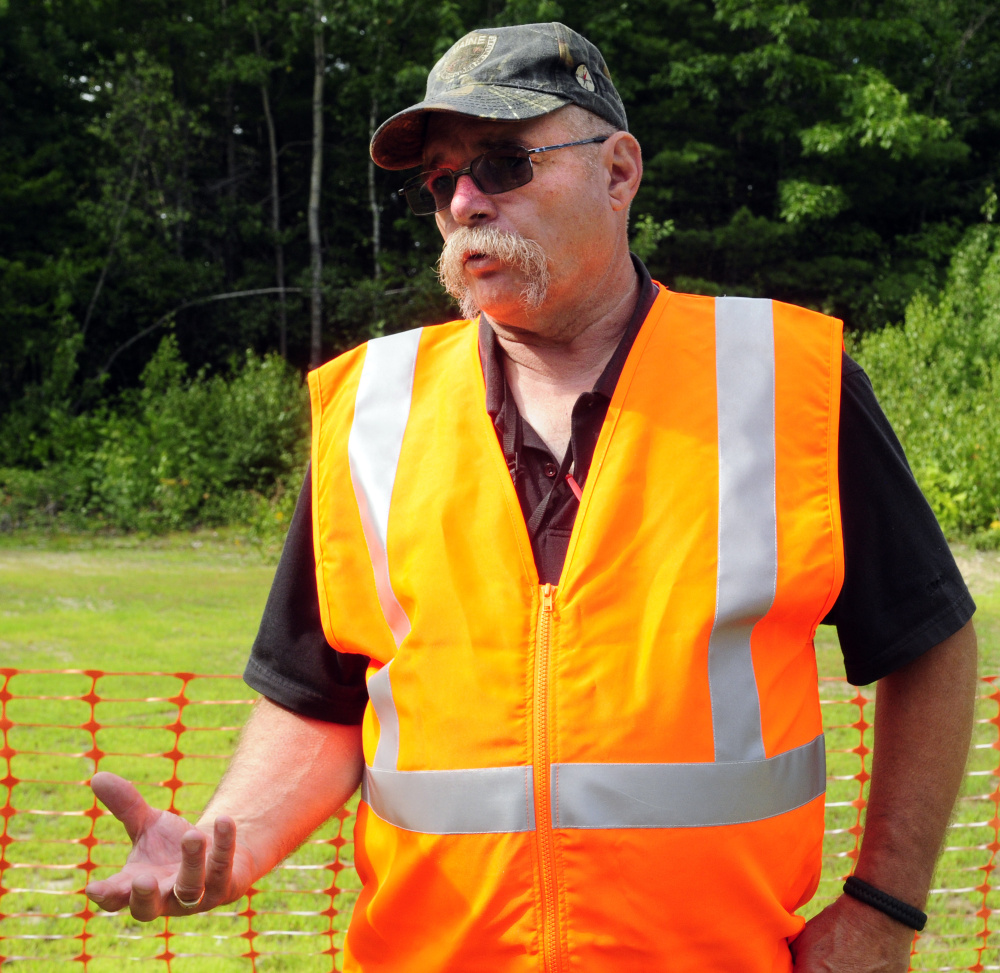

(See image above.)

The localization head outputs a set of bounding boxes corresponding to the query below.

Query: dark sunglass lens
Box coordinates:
[404,170,454,214]
[473,150,532,194]
[425,170,456,210]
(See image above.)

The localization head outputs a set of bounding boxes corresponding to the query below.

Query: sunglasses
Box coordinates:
[399,136,610,216]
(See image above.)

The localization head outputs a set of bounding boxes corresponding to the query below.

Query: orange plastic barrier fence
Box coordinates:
[0,669,997,972]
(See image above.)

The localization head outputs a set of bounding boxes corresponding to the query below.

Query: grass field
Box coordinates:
[0,530,277,673]
[0,533,998,971]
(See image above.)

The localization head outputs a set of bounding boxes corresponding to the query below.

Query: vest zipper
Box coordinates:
[534,582,560,971]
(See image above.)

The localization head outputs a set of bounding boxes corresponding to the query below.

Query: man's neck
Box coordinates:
[490,264,642,458]
[490,261,641,394]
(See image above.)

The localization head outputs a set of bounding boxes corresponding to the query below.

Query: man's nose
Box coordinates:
[449,172,497,224]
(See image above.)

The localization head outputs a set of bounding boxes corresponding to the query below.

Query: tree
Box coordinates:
[308,0,326,368]
[5,0,1000,474]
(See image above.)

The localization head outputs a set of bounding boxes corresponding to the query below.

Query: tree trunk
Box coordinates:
[222,0,237,288]
[368,94,381,280]
[224,80,238,289]
[254,23,288,359]
[82,125,148,340]
[308,0,325,368]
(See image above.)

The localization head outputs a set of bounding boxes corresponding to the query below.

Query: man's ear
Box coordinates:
[605,132,643,212]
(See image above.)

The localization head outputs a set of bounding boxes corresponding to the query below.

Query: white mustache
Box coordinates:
[437,226,550,319]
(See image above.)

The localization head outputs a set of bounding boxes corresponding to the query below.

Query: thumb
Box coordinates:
[90,771,158,843]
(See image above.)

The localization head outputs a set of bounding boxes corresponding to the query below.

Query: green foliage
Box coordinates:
[590,0,998,328]
[970,522,1000,551]
[630,213,676,262]
[778,180,848,224]
[0,336,309,534]
[855,225,1000,534]
[799,66,951,160]
[4,0,1000,412]
[5,0,1000,535]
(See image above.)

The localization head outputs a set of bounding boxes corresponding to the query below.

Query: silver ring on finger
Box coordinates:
[172,883,206,910]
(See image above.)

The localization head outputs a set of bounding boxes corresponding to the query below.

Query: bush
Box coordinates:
[0,336,309,534]
[855,225,1000,534]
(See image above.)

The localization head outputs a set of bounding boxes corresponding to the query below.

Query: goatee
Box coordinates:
[437,226,550,320]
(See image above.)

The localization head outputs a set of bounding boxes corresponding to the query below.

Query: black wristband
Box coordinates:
[843,876,927,931]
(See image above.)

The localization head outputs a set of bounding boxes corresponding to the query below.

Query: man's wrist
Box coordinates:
[843,876,927,930]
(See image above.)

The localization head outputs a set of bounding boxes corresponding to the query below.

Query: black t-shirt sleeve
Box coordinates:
[243,469,370,723]
[822,355,976,685]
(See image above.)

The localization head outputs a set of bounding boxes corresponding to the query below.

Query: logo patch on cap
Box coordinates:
[436,34,498,81]
[575,63,596,92]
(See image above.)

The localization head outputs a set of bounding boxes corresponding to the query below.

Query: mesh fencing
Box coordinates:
[0,667,997,972]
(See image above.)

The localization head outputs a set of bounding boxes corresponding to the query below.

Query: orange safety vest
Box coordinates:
[308,286,844,973]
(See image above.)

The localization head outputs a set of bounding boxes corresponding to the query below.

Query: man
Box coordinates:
[86,22,977,973]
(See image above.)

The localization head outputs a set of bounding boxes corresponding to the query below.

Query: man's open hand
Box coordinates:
[84,771,255,920]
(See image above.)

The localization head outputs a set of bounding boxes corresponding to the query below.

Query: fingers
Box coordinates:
[162,820,239,916]
[171,829,208,909]
[128,872,168,922]
[100,830,209,922]
[90,772,155,844]
[125,823,233,920]
[86,870,172,920]
[85,866,182,919]
[204,816,237,902]
[84,877,128,912]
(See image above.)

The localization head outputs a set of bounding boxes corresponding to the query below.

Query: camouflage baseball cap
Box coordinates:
[370,22,628,171]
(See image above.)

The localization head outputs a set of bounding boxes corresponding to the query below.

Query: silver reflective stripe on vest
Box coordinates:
[709,298,777,762]
[551,734,825,829]
[347,328,423,647]
[367,663,400,770]
[362,765,536,834]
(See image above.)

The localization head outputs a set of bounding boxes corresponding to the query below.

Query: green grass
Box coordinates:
[0,529,277,673]
[0,536,998,971]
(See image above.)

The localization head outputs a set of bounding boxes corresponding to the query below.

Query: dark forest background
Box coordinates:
[3,0,1000,538]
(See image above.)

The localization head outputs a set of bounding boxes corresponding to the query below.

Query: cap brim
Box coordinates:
[370,86,570,170]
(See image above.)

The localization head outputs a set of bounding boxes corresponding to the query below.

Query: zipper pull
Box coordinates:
[541,583,554,612]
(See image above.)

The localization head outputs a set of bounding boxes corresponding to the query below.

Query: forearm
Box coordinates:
[791,621,978,969]
[197,696,364,881]
[854,619,978,908]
